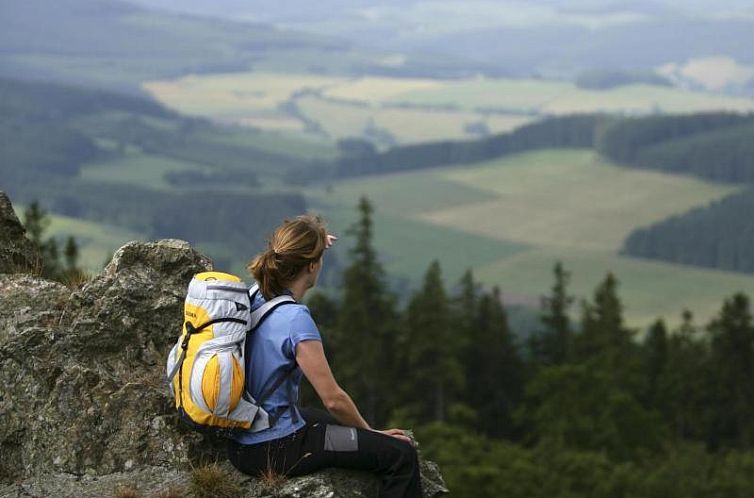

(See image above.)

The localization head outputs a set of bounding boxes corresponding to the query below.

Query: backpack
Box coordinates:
[165,271,295,436]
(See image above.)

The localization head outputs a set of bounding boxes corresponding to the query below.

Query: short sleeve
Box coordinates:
[289,306,322,353]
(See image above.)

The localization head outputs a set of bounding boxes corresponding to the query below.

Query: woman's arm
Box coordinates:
[296,340,371,430]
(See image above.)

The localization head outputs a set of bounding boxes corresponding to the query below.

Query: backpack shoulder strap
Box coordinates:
[249,292,296,330]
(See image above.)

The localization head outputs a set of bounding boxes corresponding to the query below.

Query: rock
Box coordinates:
[0,460,447,497]
[0,239,214,480]
[0,192,38,274]
[0,194,448,496]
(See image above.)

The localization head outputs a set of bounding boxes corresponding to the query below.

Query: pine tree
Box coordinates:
[332,196,398,426]
[707,293,754,448]
[403,260,462,423]
[64,236,79,271]
[22,201,48,248]
[663,310,709,441]
[464,286,524,438]
[22,201,61,279]
[642,319,669,410]
[575,272,633,361]
[531,261,573,366]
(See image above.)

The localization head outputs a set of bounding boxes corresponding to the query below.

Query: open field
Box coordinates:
[79,153,209,191]
[386,79,754,114]
[308,149,754,327]
[422,150,739,250]
[145,72,754,147]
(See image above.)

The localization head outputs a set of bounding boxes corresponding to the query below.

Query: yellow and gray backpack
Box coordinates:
[165,272,295,436]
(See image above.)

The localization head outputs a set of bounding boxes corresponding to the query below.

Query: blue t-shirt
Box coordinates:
[233,289,322,445]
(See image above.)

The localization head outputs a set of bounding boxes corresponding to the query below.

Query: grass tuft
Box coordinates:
[190,463,242,498]
[257,466,288,492]
[113,483,141,498]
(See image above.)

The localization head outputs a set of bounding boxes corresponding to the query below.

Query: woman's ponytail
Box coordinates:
[248,249,286,300]
[246,215,327,300]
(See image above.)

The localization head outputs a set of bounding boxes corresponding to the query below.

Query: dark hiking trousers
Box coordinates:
[227,408,422,498]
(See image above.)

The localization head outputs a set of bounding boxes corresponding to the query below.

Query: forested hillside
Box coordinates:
[624,190,754,274]
[0,78,318,270]
[596,112,754,181]
[315,198,754,497]
[593,112,754,273]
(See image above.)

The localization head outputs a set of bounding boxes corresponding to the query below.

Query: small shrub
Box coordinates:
[190,463,241,498]
[257,466,288,492]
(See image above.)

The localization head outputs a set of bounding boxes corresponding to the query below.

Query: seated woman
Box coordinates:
[227,215,422,498]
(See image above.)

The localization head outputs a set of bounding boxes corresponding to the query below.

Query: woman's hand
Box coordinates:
[325,234,337,249]
[379,428,415,446]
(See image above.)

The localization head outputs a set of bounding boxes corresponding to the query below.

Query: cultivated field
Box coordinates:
[79,153,209,191]
[307,149,753,327]
[145,72,754,147]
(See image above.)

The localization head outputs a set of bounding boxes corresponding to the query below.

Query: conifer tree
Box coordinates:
[333,196,397,426]
[22,201,62,280]
[64,236,79,271]
[465,286,524,438]
[531,261,573,366]
[575,272,633,361]
[663,310,709,441]
[707,293,754,448]
[642,319,669,410]
[403,260,462,423]
[23,201,48,248]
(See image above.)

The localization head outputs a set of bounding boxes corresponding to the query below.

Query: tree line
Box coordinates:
[623,188,754,274]
[289,114,606,183]
[595,111,754,182]
[309,197,754,497]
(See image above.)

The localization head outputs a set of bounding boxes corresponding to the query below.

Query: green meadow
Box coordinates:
[308,149,753,327]
[79,153,209,191]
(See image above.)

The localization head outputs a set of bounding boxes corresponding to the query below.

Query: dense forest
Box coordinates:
[595,112,754,182]
[596,112,754,273]
[312,197,754,497]
[623,189,754,274]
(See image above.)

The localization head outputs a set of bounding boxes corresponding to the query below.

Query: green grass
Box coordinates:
[198,127,338,162]
[311,148,753,327]
[423,149,739,251]
[310,199,529,286]
[79,153,208,191]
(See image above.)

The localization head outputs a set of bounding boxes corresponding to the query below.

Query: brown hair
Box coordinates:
[247,214,328,300]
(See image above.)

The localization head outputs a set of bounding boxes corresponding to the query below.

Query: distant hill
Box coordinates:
[0,77,326,271]
[127,0,754,81]
[0,0,487,94]
[0,0,316,92]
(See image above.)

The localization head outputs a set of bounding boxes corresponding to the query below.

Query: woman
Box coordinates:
[227,215,422,498]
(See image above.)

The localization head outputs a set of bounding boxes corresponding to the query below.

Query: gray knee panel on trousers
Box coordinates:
[324,424,359,451]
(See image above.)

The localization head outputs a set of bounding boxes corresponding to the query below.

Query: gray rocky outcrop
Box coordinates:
[0,196,448,497]
[0,192,37,274]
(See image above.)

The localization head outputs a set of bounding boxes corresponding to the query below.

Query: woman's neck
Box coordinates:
[287,279,308,302]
